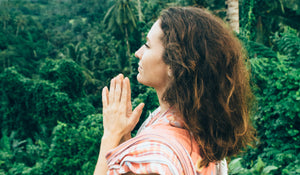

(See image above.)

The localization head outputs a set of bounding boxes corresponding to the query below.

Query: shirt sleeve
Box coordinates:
[106,140,184,175]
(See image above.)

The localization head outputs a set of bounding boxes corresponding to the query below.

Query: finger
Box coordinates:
[109,77,116,103]
[123,78,132,118]
[119,74,124,79]
[114,75,123,102]
[119,74,124,98]
[130,103,145,125]
[124,77,132,109]
[126,77,131,103]
[102,86,109,108]
[121,78,128,104]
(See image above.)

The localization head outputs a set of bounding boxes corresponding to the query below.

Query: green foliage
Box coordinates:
[0,114,103,175]
[0,67,46,139]
[229,157,278,175]
[0,131,49,175]
[141,0,180,23]
[246,41,277,59]
[240,0,300,45]
[0,58,95,140]
[273,27,300,68]
[103,0,137,34]
[0,0,299,174]
[240,0,257,41]
[0,0,49,75]
[238,29,300,174]
[40,59,86,99]
[43,114,103,174]
[249,54,300,174]
[239,34,277,59]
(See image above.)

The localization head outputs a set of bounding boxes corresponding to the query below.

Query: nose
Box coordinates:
[135,45,144,60]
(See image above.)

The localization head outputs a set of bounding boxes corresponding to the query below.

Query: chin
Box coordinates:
[136,74,143,83]
[136,74,147,86]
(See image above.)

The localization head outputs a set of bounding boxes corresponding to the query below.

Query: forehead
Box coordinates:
[147,20,163,40]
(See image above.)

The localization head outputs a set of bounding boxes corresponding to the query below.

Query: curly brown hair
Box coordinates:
[159,7,255,168]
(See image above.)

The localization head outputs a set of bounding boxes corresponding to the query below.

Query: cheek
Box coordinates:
[141,51,165,75]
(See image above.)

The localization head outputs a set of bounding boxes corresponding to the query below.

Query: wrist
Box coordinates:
[102,132,122,143]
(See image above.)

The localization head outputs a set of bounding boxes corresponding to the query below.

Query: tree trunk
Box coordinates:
[226,0,239,33]
[3,21,6,30]
[137,0,143,22]
[256,16,264,43]
[16,25,20,37]
[125,27,131,72]
[137,0,145,40]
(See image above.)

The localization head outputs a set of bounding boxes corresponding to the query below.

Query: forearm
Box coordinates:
[94,135,122,175]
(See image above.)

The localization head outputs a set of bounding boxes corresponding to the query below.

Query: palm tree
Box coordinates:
[137,0,143,22]
[15,15,27,36]
[226,0,239,33]
[103,0,137,71]
[0,10,10,30]
[66,42,87,66]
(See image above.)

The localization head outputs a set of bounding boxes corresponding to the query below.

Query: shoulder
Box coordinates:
[106,109,199,174]
[106,138,184,175]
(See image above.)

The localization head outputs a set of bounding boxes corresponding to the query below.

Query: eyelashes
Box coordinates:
[144,43,150,48]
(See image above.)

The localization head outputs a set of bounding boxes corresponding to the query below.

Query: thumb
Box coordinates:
[129,103,145,124]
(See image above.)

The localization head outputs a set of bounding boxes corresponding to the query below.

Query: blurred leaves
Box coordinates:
[230,28,300,175]
[0,0,299,174]
[229,157,278,175]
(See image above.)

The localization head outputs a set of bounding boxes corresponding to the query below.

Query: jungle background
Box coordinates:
[0,0,299,174]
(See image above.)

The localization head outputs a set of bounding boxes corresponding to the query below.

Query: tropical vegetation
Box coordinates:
[0,0,299,174]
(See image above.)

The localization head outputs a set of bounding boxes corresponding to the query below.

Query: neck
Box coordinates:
[156,88,170,114]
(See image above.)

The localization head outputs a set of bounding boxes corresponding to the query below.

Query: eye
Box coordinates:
[144,43,150,48]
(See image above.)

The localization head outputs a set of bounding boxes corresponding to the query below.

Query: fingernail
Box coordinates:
[102,86,106,93]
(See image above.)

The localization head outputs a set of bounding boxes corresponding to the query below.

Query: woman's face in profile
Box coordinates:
[135,20,171,92]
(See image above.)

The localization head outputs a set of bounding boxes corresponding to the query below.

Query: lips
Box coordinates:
[138,63,143,72]
[138,66,142,72]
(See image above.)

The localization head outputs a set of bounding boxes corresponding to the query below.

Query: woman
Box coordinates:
[94,7,255,175]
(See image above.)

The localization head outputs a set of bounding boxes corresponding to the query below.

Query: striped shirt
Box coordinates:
[106,107,226,174]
